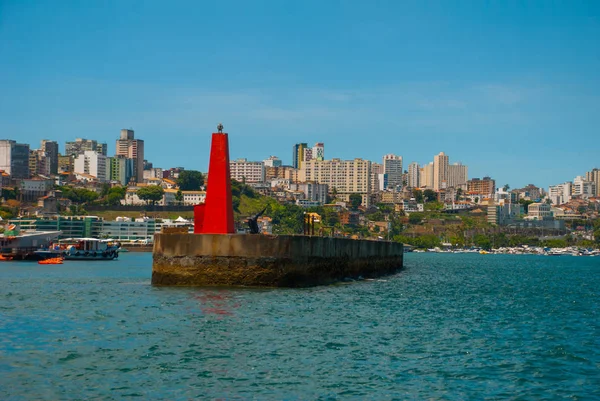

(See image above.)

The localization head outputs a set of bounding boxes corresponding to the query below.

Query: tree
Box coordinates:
[423,189,437,203]
[408,212,424,225]
[349,193,362,211]
[412,189,424,203]
[177,170,204,191]
[175,189,183,205]
[519,199,535,214]
[503,184,510,192]
[455,188,463,201]
[105,186,126,206]
[136,186,165,205]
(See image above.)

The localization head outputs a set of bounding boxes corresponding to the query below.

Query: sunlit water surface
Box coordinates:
[1,252,599,400]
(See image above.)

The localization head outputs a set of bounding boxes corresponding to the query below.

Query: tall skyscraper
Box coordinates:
[40,140,59,174]
[408,162,420,188]
[447,162,468,189]
[383,154,403,190]
[0,140,30,179]
[433,152,449,191]
[115,129,144,183]
[292,143,307,169]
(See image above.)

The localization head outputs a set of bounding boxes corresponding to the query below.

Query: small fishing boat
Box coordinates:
[0,254,14,261]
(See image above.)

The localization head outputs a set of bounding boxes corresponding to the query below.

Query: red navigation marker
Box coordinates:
[194,124,235,234]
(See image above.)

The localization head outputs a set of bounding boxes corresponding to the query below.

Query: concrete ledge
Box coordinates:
[152,234,404,288]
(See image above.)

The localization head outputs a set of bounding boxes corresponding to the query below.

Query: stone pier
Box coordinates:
[152,233,404,288]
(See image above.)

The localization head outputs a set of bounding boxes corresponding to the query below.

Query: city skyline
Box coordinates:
[1,1,599,189]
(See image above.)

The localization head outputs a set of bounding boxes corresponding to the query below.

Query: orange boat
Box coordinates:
[38,257,64,265]
[0,254,13,261]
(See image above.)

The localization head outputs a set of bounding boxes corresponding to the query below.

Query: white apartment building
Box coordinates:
[301,158,372,207]
[230,158,265,183]
[548,182,572,205]
[290,182,328,205]
[74,151,108,181]
[573,176,596,199]
[407,162,420,188]
[433,152,449,191]
[383,154,403,189]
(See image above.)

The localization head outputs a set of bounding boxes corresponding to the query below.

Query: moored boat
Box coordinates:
[58,238,120,260]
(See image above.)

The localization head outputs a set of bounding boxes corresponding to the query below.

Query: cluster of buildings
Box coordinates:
[1,129,144,186]
[2,132,598,231]
[229,146,475,210]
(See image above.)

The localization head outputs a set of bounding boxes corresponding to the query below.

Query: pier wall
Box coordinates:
[152,234,404,287]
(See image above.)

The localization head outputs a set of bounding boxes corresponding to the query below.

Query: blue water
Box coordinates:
[1,253,599,400]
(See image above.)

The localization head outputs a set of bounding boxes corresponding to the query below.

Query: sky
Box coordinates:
[1,0,599,189]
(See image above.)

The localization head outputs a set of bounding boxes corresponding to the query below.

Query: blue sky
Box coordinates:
[1,0,598,189]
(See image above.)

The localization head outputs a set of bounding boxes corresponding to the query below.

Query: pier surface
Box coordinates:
[152,233,403,287]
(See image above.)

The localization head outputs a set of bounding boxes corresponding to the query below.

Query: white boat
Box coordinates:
[59,238,120,260]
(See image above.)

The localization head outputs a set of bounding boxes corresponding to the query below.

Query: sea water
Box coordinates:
[1,252,599,400]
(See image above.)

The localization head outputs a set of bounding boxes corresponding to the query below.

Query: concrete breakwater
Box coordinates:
[152,233,404,287]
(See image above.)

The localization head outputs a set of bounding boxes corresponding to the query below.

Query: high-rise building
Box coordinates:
[115,129,144,183]
[301,158,372,207]
[548,182,572,205]
[433,152,449,191]
[573,176,596,199]
[468,177,496,198]
[0,140,30,179]
[230,158,265,183]
[58,155,74,174]
[447,162,468,189]
[40,140,59,174]
[109,155,135,185]
[263,156,283,167]
[65,138,98,157]
[312,143,324,161]
[292,143,308,169]
[419,162,434,189]
[585,168,600,196]
[74,151,108,181]
[96,143,108,156]
[408,162,420,188]
[29,149,51,176]
[383,154,403,190]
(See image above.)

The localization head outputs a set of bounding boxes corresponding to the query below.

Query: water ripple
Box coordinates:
[1,252,599,399]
